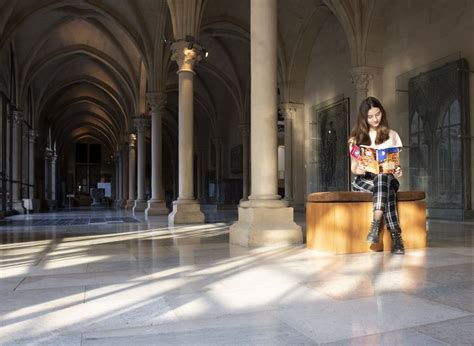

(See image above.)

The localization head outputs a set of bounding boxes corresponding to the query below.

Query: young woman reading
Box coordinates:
[348,96,405,254]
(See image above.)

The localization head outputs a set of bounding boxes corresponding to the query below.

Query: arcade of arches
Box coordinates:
[1,0,473,239]
[1,1,474,344]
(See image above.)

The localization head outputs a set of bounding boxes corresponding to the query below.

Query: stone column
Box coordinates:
[114,152,122,208]
[50,148,57,209]
[146,92,169,216]
[44,147,52,202]
[212,137,222,204]
[28,130,38,198]
[11,111,23,212]
[133,116,149,212]
[229,0,302,247]
[121,143,129,208]
[239,124,250,201]
[168,41,205,224]
[125,134,137,209]
[280,103,296,203]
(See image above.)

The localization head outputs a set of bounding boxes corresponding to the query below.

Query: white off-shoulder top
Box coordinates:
[368,129,403,149]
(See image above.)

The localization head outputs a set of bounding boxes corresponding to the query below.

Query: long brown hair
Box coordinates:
[349,96,390,146]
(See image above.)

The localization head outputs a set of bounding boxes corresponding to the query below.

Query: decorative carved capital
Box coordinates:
[133,114,150,133]
[171,41,203,72]
[279,103,297,121]
[146,92,167,114]
[212,137,222,146]
[238,124,250,137]
[350,66,375,92]
[128,133,137,147]
[11,110,23,127]
[29,130,39,142]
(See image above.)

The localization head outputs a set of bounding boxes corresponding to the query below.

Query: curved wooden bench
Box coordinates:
[306,191,427,254]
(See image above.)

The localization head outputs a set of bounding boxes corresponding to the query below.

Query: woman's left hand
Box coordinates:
[394,166,403,178]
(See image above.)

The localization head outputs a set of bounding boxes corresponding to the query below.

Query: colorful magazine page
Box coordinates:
[358,145,400,174]
[359,146,379,174]
[377,147,400,174]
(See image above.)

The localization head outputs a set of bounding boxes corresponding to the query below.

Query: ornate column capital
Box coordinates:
[146,92,167,114]
[171,41,203,73]
[279,103,297,121]
[212,137,223,146]
[128,133,137,147]
[11,110,23,127]
[350,66,376,92]
[28,129,39,143]
[238,123,250,137]
[133,114,150,133]
[45,147,53,158]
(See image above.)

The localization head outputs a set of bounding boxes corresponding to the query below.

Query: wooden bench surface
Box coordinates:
[307,191,425,203]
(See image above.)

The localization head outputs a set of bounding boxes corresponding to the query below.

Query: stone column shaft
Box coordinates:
[249,0,278,200]
[178,71,194,200]
[51,152,57,207]
[28,130,37,198]
[126,134,137,209]
[133,117,149,212]
[146,92,169,216]
[281,104,296,202]
[114,152,122,207]
[239,124,250,201]
[11,111,23,211]
[121,144,129,208]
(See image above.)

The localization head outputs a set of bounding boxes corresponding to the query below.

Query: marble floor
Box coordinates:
[0,209,473,345]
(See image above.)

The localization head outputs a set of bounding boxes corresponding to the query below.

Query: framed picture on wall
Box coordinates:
[310,96,350,192]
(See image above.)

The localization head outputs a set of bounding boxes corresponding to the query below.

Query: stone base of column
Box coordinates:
[168,200,205,224]
[125,199,135,210]
[121,199,128,209]
[229,200,303,247]
[115,200,122,209]
[145,199,169,216]
[133,199,147,212]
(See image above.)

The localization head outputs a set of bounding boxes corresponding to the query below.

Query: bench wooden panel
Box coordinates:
[306,191,427,254]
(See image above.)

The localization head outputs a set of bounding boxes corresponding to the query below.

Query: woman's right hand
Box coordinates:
[355,164,366,175]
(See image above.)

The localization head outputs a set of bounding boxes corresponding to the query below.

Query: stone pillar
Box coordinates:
[125,134,137,209]
[50,148,57,209]
[212,137,222,204]
[229,0,302,247]
[121,143,129,208]
[239,124,250,201]
[28,130,38,198]
[168,41,205,224]
[114,152,122,208]
[11,111,23,212]
[133,116,149,212]
[44,147,52,202]
[146,92,169,216]
[280,103,296,203]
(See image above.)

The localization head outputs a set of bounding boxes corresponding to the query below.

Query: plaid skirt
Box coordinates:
[352,173,401,231]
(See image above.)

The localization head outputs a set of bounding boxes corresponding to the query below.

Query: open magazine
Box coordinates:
[350,145,400,174]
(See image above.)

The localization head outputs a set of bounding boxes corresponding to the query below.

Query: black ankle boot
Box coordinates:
[390,230,405,254]
[366,219,382,244]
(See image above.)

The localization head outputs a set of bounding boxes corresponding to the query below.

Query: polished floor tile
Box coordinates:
[0,210,472,345]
